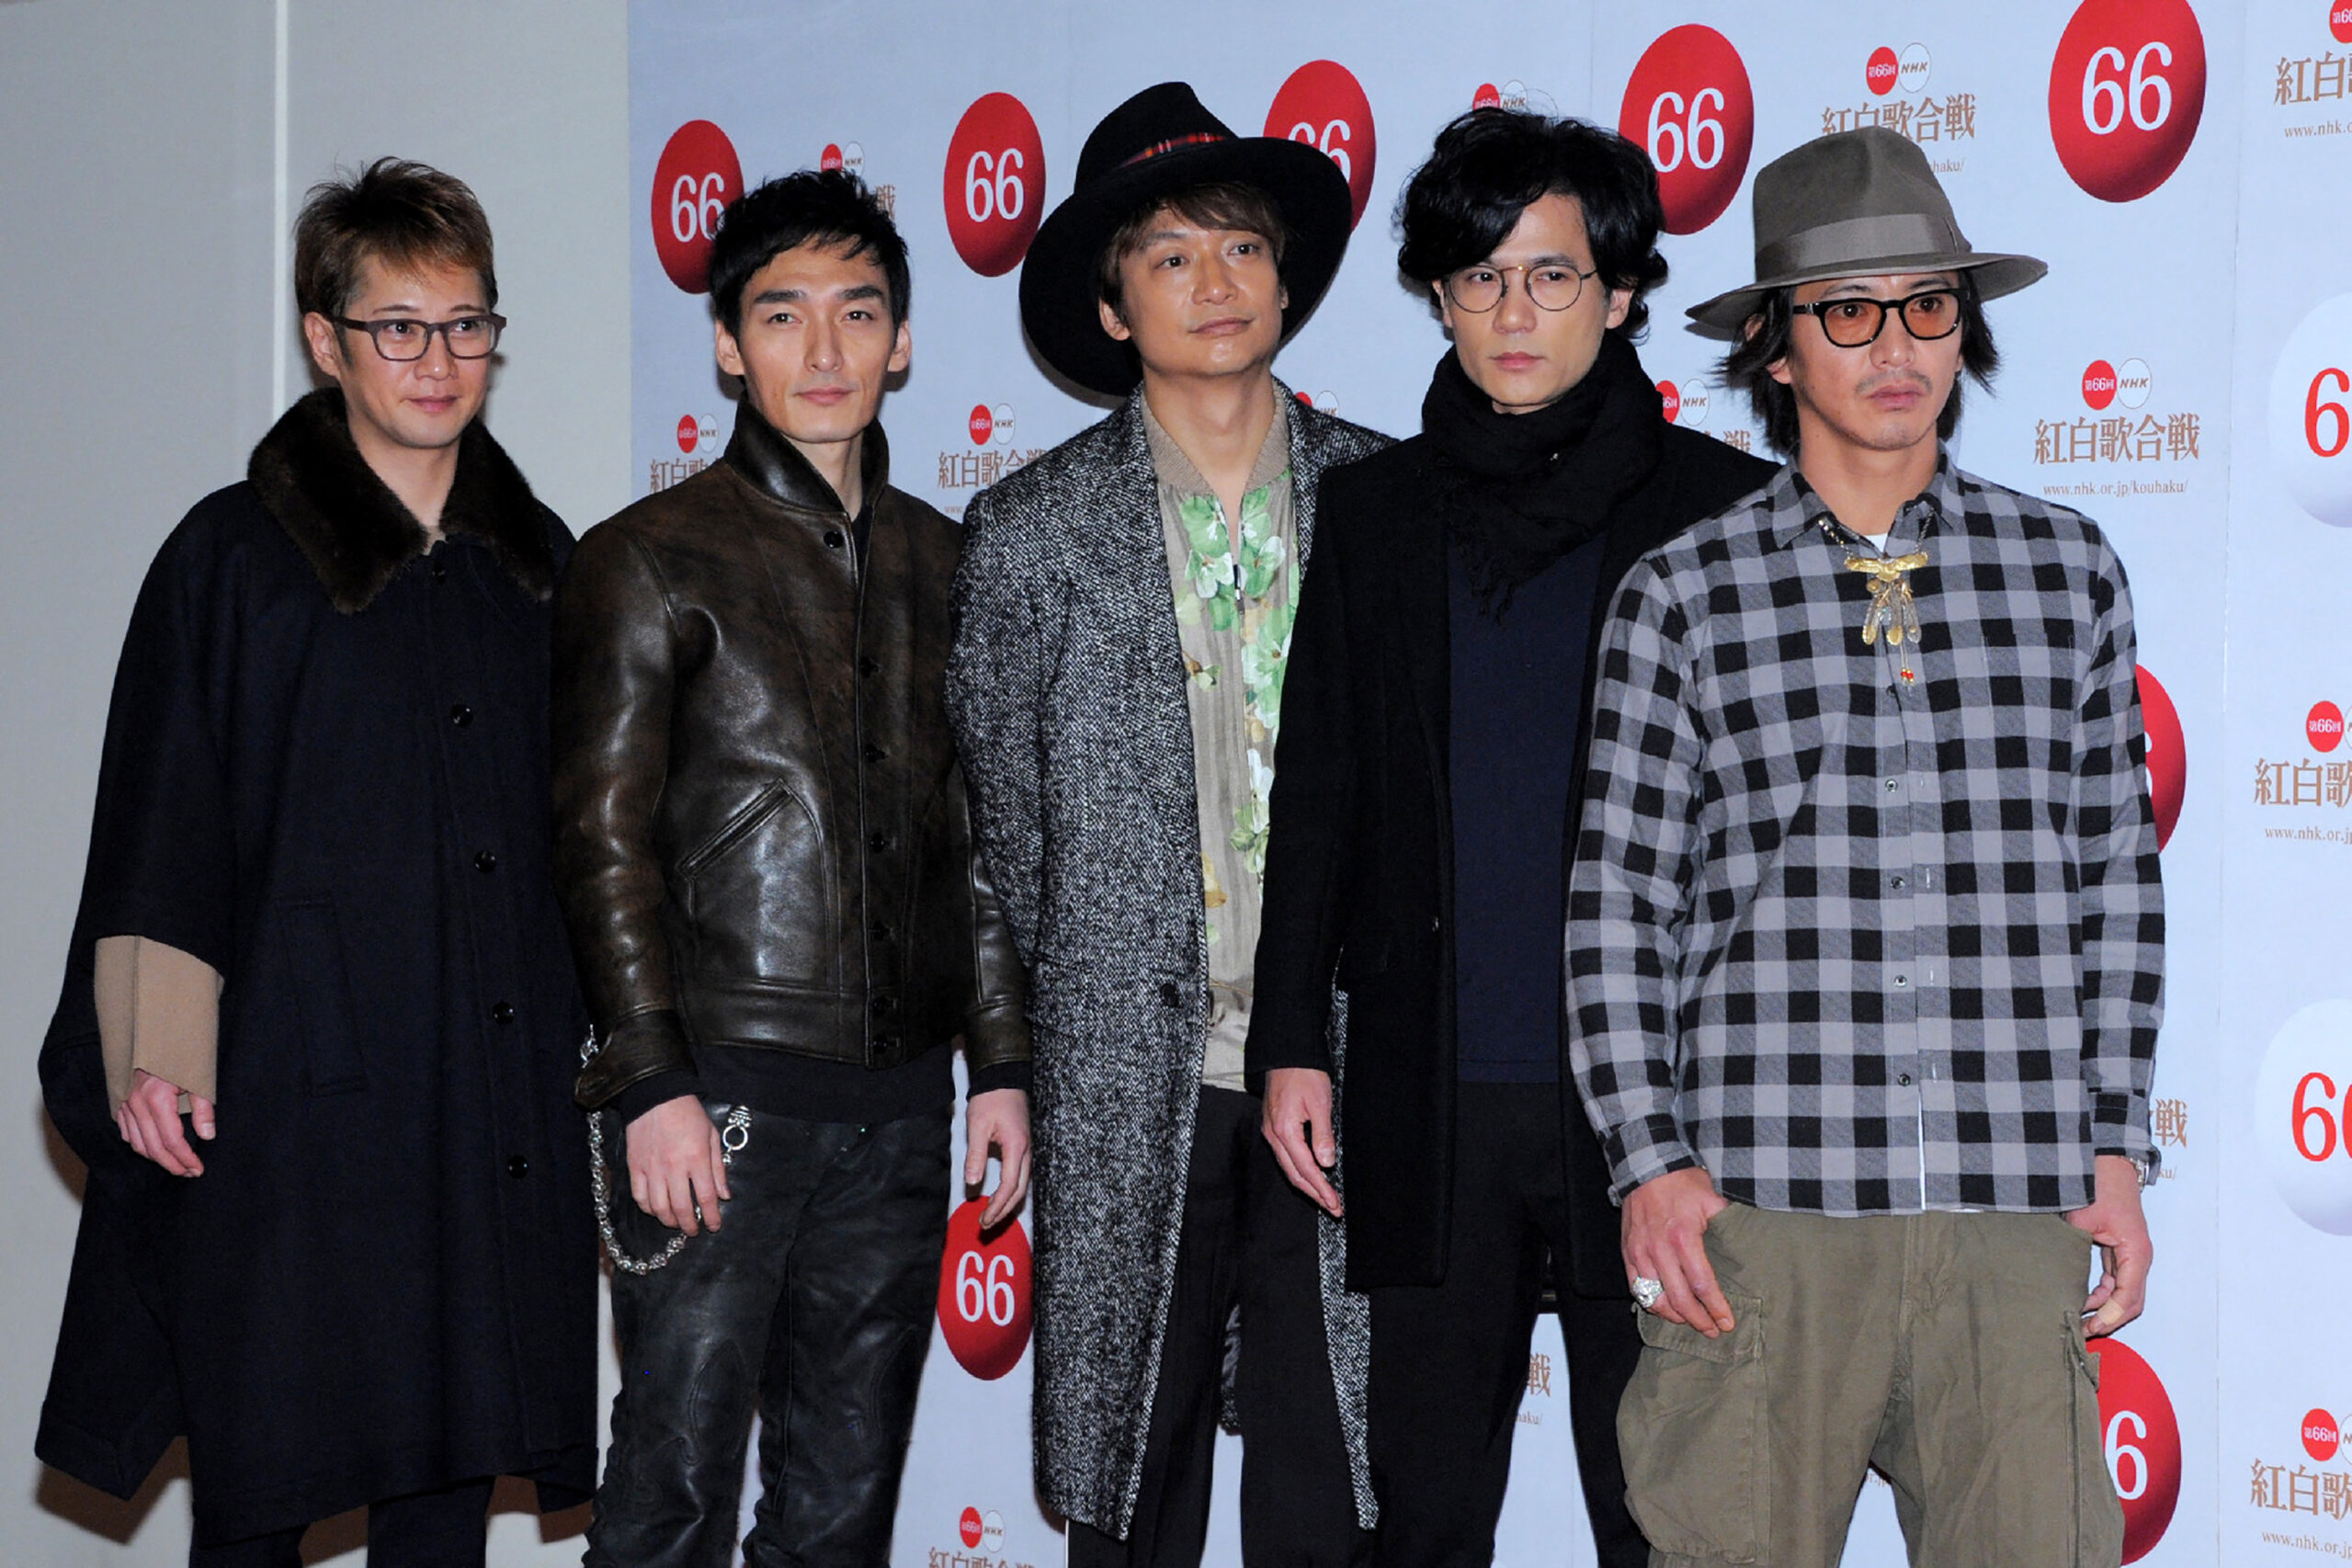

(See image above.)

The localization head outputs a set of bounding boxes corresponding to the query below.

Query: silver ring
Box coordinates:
[1631,1276,1665,1311]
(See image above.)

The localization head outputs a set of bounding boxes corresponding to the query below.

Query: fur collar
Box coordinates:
[248,388,555,614]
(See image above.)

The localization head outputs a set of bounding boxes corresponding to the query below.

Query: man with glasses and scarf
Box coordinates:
[1249,108,1769,1568]
[1569,127,2163,1567]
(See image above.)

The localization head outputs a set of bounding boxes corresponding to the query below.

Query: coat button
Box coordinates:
[868,831,891,852]
[874,1035,899,1054]
[474,850,498,872]
[858,655,881,676]
[449,703,473,727]
[824,529,846,549]
[491,1002,516,1025]
[430,559,449,582]
[506,1154,529,1178]
[863,744,886,763]
[872,994,897,1017]
[871,920,895,941]
[1159,981,1181,1008]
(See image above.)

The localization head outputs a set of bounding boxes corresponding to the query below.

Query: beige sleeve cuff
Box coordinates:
[94,936,222,1111]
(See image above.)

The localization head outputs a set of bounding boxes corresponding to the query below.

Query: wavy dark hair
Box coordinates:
[1395,108,1669,335]
[709,168,911,335]
[1723,276,2001,455]
[295,157,495,319]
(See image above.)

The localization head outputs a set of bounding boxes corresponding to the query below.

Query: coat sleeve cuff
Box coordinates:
[968,1058,1031,1098]
[960,1003,1031,1074]
[574,1007,697,1111]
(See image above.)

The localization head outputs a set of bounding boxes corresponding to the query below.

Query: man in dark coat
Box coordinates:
[1248,109,1773,1568]
[35,160,596,1568]
[948,83,1388,1568]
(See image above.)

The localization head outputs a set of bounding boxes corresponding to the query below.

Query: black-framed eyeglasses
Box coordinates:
[1791,290,1961,348]
[1442,261,1597,314]
[334,312,506,361]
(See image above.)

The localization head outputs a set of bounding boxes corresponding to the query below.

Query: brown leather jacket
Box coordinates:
[552,407,1028,1110]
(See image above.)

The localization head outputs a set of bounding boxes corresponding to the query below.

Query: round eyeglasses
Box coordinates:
[1791,290,1960,348]
[334,312,506,361]
[1441,261,1596,314]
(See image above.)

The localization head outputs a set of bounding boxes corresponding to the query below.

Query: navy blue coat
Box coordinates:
[36,390,597,1544]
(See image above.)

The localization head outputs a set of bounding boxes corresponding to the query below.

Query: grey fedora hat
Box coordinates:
[1687,127,2045,337]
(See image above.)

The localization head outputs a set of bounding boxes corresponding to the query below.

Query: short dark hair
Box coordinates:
[1723,275,2001,455]
[1396,108,1669,336]
[708,168,911,335]
[1096,181,1290,320]
[293,157,495,319]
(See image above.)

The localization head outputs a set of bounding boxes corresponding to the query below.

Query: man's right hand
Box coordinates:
[627,1095,731,1234]
[1262,1067,1342,1218]
[114,1068,214,1177]
[1622,1165,1736,1336]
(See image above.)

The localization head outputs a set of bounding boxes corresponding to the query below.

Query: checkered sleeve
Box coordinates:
[1568,557,1706,1201]
[2071,533,2165,1171]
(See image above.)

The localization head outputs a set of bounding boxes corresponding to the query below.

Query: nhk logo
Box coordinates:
[2081,358,2152,411]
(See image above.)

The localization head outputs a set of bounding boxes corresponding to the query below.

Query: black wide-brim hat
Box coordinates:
[1687,127,2045,338]
[1020,82,1353,398]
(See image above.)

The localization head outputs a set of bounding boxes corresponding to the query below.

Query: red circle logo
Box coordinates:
[1473,82,1502,109]
[2137,666,2185,851]
[968,404,994,447]
[2047,0,2207,203]
[936,1199,1033,1380]
[651,120,744,296]
[1619,26,1755,235]
[2335,3,2352,45]
[2310,700,2345,753]
[1868,46,1901,96]
[2305,1408,2343,1461]
[2083,359,2119,410]
[675,414,699,455]
[944,93,1046,278]
[1658,380,1683,422]
[821,142,844,172]
[959,1506,983,1549]
[1266,61,1378,230]
[2088,1338,2181,1563]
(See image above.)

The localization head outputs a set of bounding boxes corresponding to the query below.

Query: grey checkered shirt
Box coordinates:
[1566,457,2164,1216]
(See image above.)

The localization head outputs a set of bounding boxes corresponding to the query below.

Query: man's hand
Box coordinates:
[627,1096,730,1235]
[1262,1067,1342,1218]
[966,1088,1032,1230]
[1622,1165,1735,1336]
[114,1068,214,1177]
[2067,1153,2154,1337]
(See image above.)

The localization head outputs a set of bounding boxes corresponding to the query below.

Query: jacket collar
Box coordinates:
[722,399,889,516]
[247,387,553,615]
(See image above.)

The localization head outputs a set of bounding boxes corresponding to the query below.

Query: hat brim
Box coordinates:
[1685,252,2047,339]
[1019,136,1354,398]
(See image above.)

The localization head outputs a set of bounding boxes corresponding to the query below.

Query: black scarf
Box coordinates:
[1421,331,1664,613]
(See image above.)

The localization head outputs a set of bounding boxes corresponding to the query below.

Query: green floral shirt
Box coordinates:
[1142,395,1297,1091]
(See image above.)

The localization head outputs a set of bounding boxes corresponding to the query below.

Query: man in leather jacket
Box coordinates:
[551,169,1032,1568]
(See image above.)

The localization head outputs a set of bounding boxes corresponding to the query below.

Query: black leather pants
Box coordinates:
[585,1102,951,1568]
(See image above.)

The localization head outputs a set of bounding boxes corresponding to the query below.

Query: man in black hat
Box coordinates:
[1569,126,2161,1566]
[1250,108,1772,1568]
[947,81,1387,1568]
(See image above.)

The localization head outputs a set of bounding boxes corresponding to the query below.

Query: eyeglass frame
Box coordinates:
[1439,260,1599,314]
[1789,289,1962,349]
[332,312,508,362]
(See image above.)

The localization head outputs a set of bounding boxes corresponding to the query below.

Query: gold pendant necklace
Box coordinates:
[1816,513,1931,686]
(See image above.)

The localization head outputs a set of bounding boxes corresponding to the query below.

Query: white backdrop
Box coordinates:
[624,3,2298,1565]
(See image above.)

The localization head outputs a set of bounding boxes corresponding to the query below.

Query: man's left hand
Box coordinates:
[966,1088,1031,1231]
[2065,1153,2154,1337]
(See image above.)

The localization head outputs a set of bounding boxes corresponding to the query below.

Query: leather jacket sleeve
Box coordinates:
[950,759,1030,1073]
[551,523,698,1109]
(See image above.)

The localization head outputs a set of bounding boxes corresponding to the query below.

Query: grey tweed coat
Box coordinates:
[946,384,1391,1535]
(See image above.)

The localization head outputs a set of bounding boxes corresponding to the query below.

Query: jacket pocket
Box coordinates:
[1619,1285,1770,1563]
[2068,1321,2129,1567]
[677,780,826,988]
[274,898,366,1096]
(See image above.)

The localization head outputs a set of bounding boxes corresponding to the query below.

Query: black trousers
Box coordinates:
[187,1479,495,1568]
[585,1102,951,1568]
[1070,1085,1372,1568]
[1367,1082,1645,1568]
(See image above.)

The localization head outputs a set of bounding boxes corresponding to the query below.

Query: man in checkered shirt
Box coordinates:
[1567,129,2161,1568]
